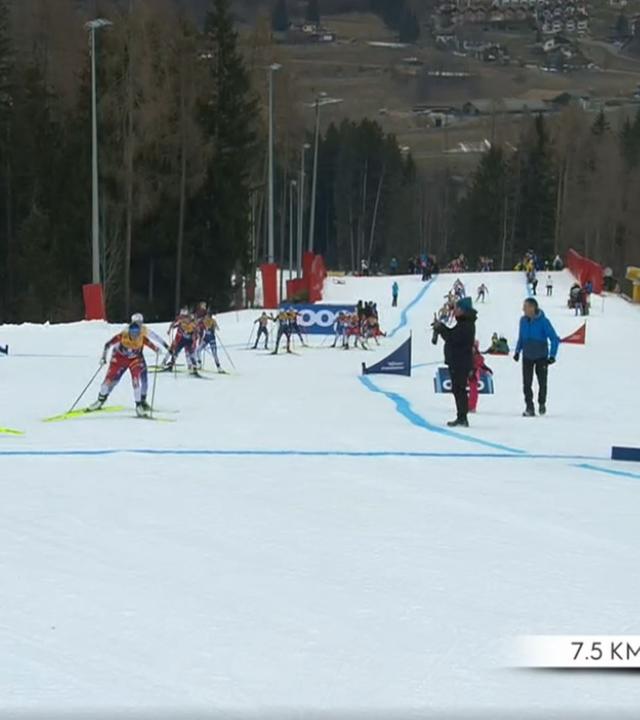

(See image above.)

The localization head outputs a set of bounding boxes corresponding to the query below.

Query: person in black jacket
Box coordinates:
[432,296,477,427]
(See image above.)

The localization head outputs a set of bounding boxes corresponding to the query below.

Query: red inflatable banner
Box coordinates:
[566,250,603,294]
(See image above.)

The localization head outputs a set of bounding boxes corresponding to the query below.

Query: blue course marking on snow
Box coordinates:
[0,448,606,460]
[575,463,640,480]
[360,273,525,454]
[388,278,436,339]
[359,375,526,455]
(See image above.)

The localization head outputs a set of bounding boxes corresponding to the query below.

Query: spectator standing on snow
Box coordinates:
[545,275,553,297]
[468,341,493,414]
[514,298,560,417]
[392,281,399,307]
[432,297,477,428]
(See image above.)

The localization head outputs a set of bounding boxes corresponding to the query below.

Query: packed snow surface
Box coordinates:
[1,270,639,718]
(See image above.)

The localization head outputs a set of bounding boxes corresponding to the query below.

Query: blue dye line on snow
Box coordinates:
[359,274,526,455]
[575,463,640,480]
[359,375,526,455]
[388,278,436,339]
[0,447,607,460]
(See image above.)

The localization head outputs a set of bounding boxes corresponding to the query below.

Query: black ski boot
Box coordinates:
[447,418,469,428]
[523,407,536,417]
[140,396,152,412]
[539,404,546,416]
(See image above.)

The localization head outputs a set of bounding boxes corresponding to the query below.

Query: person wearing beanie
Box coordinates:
[432,296,477,427]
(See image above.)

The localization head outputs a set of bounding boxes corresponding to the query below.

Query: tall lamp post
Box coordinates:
[297,142,311,277]
[306,93,343,255]
[85,18,112,286]
[289,179,297,283]
[267,63,282,265]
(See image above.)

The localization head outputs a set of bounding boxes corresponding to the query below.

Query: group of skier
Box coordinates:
[331,307,384,351]
[251,308,306,354]
[89,305,227,418]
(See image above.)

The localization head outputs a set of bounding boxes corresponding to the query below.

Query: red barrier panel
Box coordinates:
[566,249,603,294]
[82,283,106,321]
[260,263,279,309]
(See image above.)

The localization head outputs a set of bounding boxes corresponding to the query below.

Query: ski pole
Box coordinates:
[68,363,104,414]
[150,351,160,418]
[216,332,236,371]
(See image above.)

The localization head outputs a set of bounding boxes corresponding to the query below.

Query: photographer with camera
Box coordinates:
[431,297,477,428]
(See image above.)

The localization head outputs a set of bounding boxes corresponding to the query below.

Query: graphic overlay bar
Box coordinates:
[517,635,640,668]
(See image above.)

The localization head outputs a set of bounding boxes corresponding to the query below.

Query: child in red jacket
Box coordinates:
[468,341,493,413]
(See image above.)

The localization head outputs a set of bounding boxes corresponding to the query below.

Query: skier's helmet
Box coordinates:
[131,312,144,324]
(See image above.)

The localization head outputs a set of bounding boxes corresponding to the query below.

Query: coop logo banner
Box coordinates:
[282,304,356,335]
[434,367,495,394]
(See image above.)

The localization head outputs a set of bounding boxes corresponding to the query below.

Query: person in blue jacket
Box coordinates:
[392,281,399,307]
[514,298,560,417]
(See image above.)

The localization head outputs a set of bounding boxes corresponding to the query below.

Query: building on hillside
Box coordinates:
[462,98,554,114]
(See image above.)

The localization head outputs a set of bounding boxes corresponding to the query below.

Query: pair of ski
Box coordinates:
[43,405,177,424]
[148,365,228,377]
[0,427,24,436]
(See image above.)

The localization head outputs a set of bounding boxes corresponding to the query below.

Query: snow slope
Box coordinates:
[1,271,639,718]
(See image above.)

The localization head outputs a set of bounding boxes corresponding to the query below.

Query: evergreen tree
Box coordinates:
[591,109,609,137]
[615,13,630,38]
[0,0,13,317]
[306,0,320,23]
[514,115,556,258]
[271,0,289,32]
[455,146,507,262]
[398,9,420,43]
[369,0,405,30]
[620,108,640,168]
[194,0,258,309]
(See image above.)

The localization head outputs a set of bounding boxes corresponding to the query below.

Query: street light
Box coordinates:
[267,63,282,265]
[297,142,311,277]
[85,18,113,286]
[289,179,297,283]
[305,93,343,255]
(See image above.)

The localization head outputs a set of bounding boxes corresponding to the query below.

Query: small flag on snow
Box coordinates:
[362,336,412,376]
[561,323,586,345]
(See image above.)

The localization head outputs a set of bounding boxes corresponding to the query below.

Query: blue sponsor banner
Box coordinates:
[434,367,495,394]
[281,303,356,335]
[362,336,412,377]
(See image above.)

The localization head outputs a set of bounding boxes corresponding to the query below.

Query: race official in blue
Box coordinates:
[514,298,560,417]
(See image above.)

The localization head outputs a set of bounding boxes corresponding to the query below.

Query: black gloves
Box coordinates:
[548,357,556,365]
[513,353,519,362]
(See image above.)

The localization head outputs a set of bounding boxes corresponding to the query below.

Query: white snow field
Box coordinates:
[1,270,640,719]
